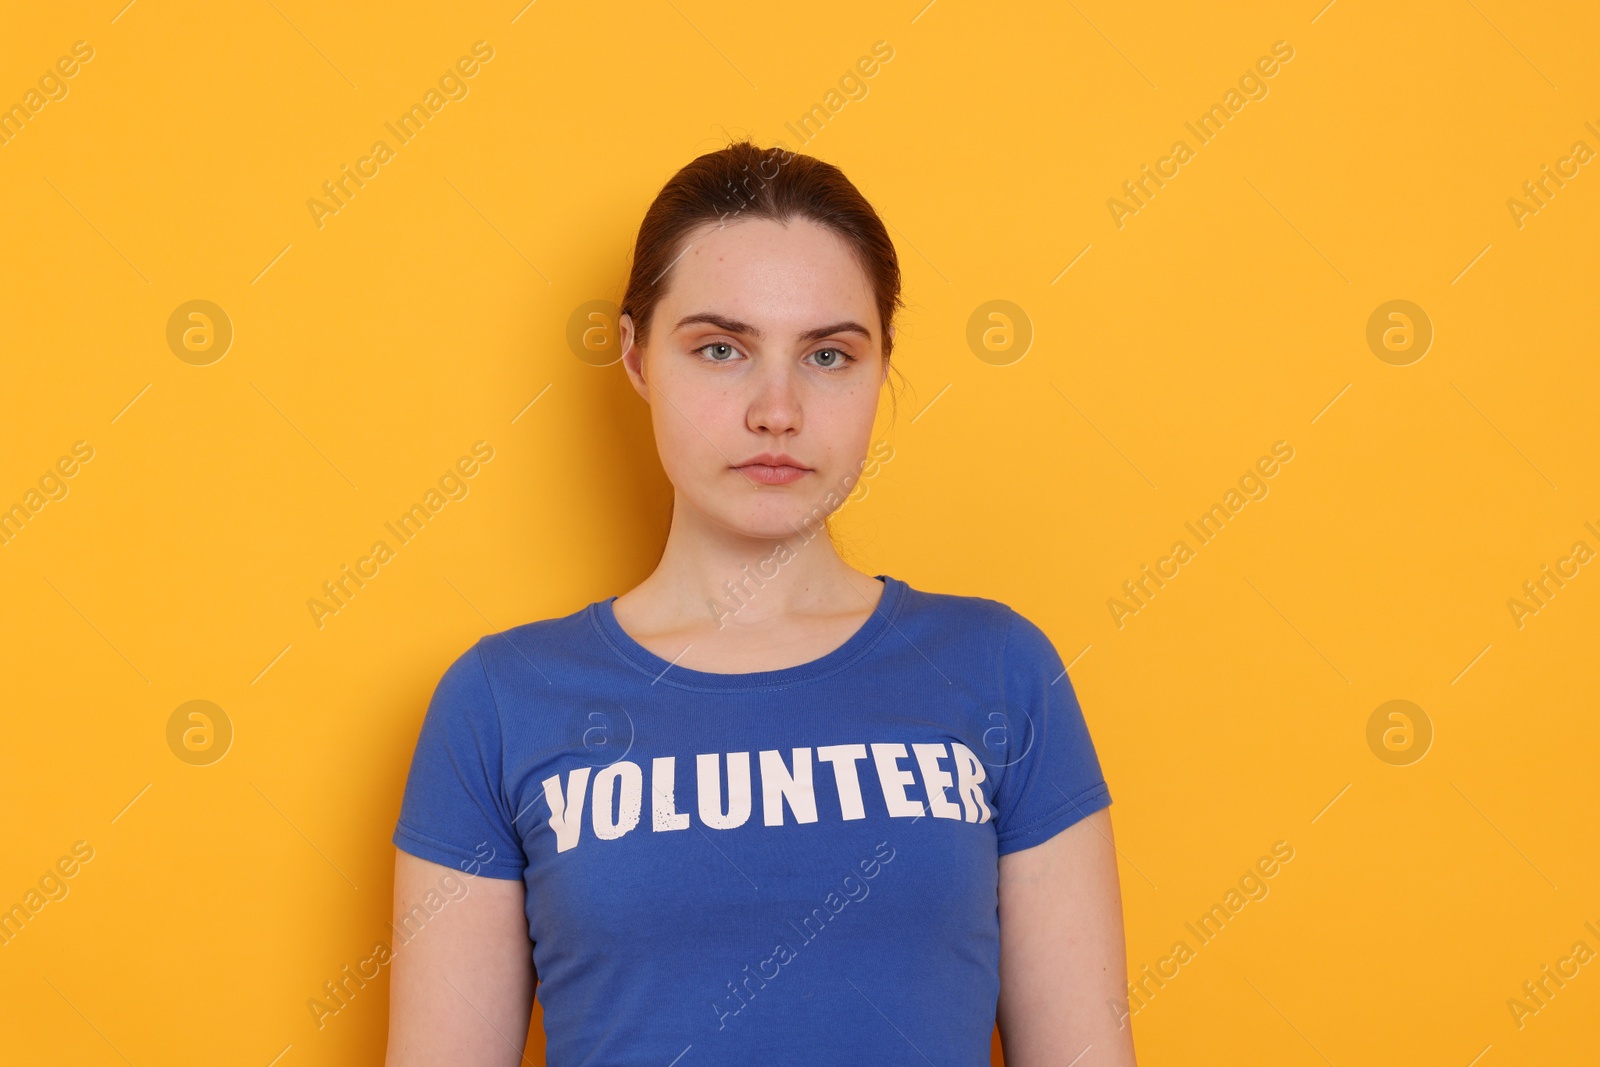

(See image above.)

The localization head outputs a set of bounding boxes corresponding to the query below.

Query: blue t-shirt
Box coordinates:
[392,573,1112,1066]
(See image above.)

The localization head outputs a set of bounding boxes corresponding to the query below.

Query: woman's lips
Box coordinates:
[736,463,809,485]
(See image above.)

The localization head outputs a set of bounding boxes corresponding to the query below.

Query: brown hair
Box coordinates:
[621,138,905,412]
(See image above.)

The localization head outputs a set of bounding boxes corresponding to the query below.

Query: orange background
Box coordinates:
[1,1,1596,1064]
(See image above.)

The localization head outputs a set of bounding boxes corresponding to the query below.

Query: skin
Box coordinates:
[999,808,1138,1065]
[386,214,1136,1065]
[385,854,534,1066]
[612,214,894,668]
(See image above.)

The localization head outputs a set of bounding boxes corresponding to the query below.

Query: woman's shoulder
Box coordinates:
[898,576,1030,634]
[418,595,596,693]
[462,597,603,677]
[898,578,1063,666]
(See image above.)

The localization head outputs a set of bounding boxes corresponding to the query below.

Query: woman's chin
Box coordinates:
[713,502,831,543]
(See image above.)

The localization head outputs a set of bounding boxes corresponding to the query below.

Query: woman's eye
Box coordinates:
[809,348,853,369]
[697,342,739,362]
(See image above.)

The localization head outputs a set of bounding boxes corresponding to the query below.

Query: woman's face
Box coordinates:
[620,216,889,542]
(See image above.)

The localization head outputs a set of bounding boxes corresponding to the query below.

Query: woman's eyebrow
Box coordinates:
[673,313,872,345]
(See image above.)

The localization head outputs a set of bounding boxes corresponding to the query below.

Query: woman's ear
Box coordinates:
[619,313,650,400]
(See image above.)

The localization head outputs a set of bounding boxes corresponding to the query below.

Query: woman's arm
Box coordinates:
[385,850,537,1066]
[997,808,1138,1066]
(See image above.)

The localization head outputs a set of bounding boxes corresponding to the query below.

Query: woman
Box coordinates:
[386,140,1136,1066]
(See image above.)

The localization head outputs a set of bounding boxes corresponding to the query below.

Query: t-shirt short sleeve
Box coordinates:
[392,640,529,879]
[991,608,1113,856]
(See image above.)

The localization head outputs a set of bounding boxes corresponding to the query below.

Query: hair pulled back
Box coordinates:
[620,139,904,371]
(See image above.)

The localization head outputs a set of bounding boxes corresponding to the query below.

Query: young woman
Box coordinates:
[386,140,1136,1066]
